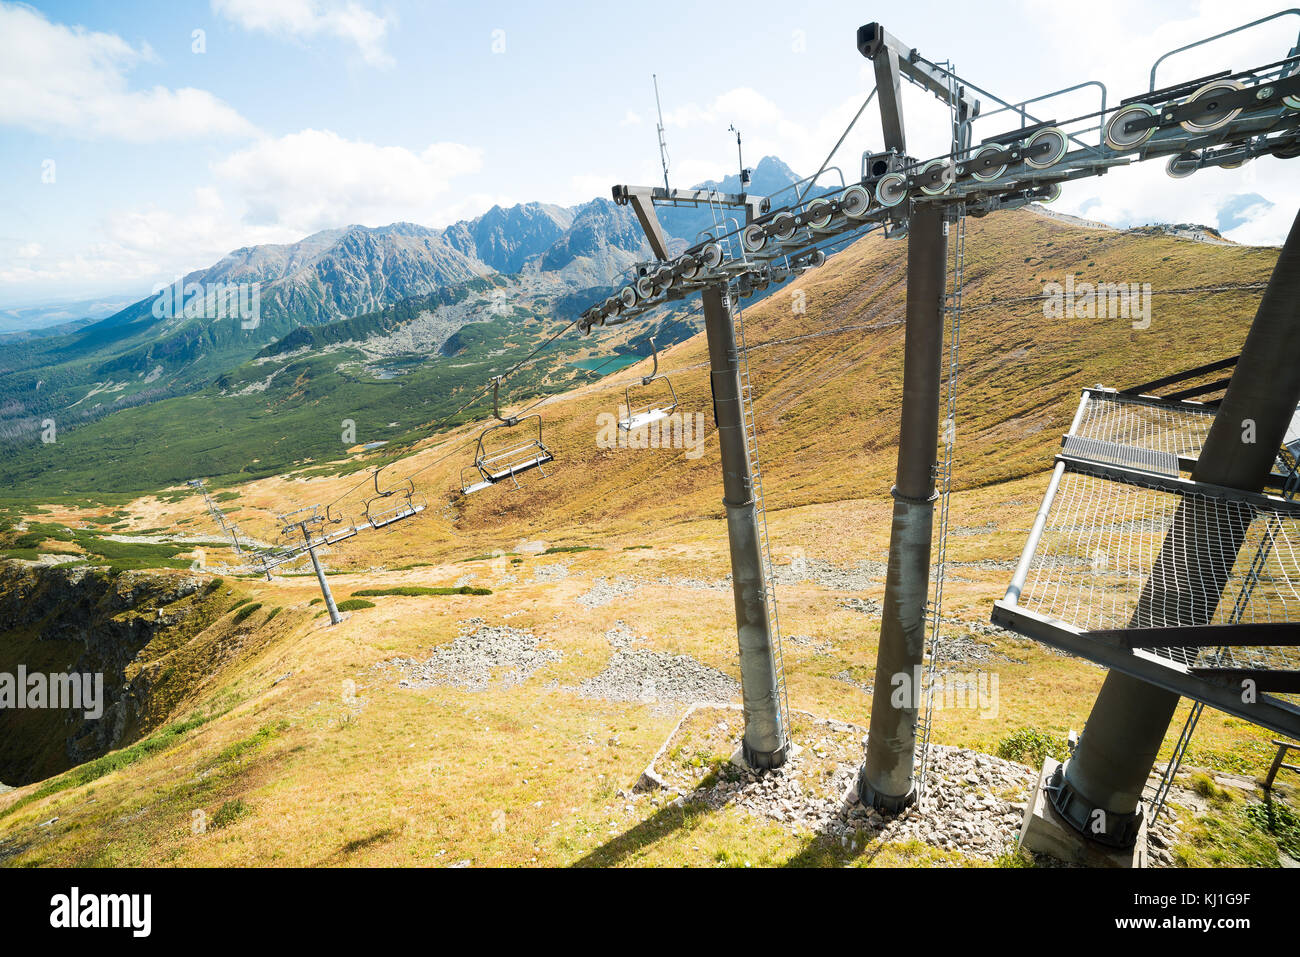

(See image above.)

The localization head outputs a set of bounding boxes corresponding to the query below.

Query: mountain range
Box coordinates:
[0,157,803,493]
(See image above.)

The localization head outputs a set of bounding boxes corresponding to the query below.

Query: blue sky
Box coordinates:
[2,0,1297,309]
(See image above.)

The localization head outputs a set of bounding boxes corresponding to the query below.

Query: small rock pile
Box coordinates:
[529,563,569,584]
[603,622,643,650]
[652,575,731,593]
[574,650,740,705]
[387,619,560,692]
[838,596,882,617]
[576,577,641,608]
[774,558,886,590]
[933,633,1024,669]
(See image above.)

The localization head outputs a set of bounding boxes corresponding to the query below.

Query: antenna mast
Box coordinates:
[653,74,671,191]
[728,124,751,189]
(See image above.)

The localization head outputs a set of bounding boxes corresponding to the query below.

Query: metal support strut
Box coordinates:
[859,202,948,810]
[702,284,790,769]
[292,520,341,626]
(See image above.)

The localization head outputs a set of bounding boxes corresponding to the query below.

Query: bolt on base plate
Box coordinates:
[1019,758,1147,867]
[856,767,917,813]
[731,741,801,771]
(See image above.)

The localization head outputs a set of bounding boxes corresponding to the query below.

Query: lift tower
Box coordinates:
[572,9,1300,841]
[856,23,979,811]
[612,185,791,768]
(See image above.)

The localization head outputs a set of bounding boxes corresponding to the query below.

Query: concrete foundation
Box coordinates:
[1019,758,1147,868]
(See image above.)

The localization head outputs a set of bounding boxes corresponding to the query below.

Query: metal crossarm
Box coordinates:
[577,29,1300,335]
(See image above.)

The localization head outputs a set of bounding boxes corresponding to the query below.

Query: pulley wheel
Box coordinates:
[1025,126,1068,168]
[1179,80,1244,134]
[969,143,1007,181]
[1104,103,1158,150]
[873,174,907,208]
[841,184,873,217]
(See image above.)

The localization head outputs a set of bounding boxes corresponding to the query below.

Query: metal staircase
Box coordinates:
[734,295,793,751]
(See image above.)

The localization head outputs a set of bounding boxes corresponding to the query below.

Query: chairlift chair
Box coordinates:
[364,471,424,529]
[618,337,679,432]
[460,376,555,495]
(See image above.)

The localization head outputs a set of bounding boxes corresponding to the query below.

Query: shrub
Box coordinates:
[1244,800,1300,858]
[335,598,375,612]
[351,586,491,598]
[211,799,251,829]
[996,728,1068,769]
[231,602,262,624]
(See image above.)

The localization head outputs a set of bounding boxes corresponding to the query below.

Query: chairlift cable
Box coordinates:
[796,85,878,203]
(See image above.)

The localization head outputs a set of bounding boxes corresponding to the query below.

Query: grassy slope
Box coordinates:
[1,208,1293,867]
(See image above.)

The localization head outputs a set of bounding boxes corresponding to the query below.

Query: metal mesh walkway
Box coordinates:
[1063,391,1215,475]
[993,387,1300,738]
[1018,470,1300,672]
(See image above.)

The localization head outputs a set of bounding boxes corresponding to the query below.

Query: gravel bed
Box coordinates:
[774,557,886,589]
[603,622,643,650]
[529,563,570,584]
[386,619,560,692]
[576,577,642,608]
[632,706,1183,865]
[634,709,1033,860]
[572,649,740,705]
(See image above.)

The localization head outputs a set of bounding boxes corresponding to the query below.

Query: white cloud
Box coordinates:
[0,3,256,142]
[0,187,292,288]
[213,0,394,68]
[213,129,484,234]
[3,128,489,296]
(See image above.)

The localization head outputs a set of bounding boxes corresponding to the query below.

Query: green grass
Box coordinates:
[1243,799,1300,859]
[314,597,376,618]
[212,721,288,766]
[335,598,375,612]
[0,713,214,821]
[231,602,263,624]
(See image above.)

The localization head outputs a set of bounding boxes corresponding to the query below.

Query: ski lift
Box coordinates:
[618,337,679,432]
[324,501,353,530]
[363,470,425,529]
[460,376,554,495]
